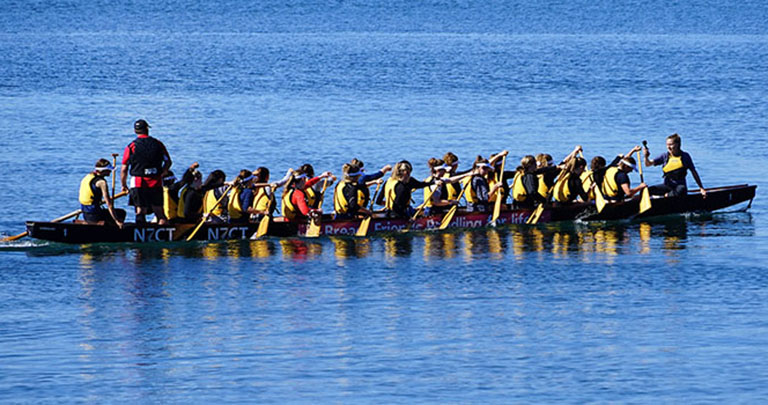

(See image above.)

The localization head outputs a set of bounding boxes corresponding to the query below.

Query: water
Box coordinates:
[2,0,768,402]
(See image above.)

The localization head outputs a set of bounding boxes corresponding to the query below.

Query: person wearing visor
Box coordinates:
[422,159,465,216]
[79,158,126,227]
[333,163,374,219]
[601,153,647,202]
[120,119,172,224]
[643,133,706,198]
[465,155,506,213]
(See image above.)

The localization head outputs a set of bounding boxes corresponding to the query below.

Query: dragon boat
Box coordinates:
[21,184,755,244]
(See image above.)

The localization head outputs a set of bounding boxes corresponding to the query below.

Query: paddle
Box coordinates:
[439,177,471,230]
[185,182,236,241]
[637,146,652,214]
[305,178,330,238]
[355,180,382,237]
[490,155,507,224]
[403,181,439,231]
[1,190,129,242]
[255,186,276,239]
[111,153,118,199]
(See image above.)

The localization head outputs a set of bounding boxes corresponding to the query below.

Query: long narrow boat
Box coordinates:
[23,184,755,244]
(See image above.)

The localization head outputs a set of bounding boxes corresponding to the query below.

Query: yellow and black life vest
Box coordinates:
[580,170,595,201]
[511,172,527,202]
[78,173,103,206]
[662,154,685,176]
[553,173,573,203]
[601,167,621,198]
[383,177,400,211]
[163,187,178,220]
[227,186,246,220]
[176,186,200,218]
[252,187,275,214]
[203,188,226,217]
[488,176,499,203]
[443,173,461,200]
[537,174,551,199]
[464,176,480,204]
[305,186,319,209]
[281,189,301,220]
[334,181,367,214]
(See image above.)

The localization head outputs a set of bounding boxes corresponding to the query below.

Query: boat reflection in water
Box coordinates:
[25,214,755,265]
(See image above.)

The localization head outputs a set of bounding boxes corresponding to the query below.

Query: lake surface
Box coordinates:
[1,0,767,402]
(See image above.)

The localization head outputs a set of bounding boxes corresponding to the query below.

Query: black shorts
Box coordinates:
[129,187,163,207]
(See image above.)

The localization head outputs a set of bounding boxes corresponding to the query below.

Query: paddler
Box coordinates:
[176,168,204,223]
[162,162,200,223]
[79,158,126,227]
[282,168,334,222]
[383,160,441,218]
[249,167,293,221]
[120,119,172,224]
[533,146,583,202]
[333,163,375,219]
[442,152,472,200]
[600,153,647,201]
[298,164,337,210]
[421,158,462,216]
[200,170,228,222]
[227,170,272,223]
[553,156,591,204]
[511,155,548,209]
[643,133,706,198]
[465,152,508,212]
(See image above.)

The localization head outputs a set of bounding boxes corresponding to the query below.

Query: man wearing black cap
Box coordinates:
[120,119,173,224]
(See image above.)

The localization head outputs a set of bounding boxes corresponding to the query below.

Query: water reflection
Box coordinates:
[20,213,756,263]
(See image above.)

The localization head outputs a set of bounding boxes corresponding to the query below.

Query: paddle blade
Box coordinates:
[639,188,652,214]
[356,216,371,237]
[491,198,502,223]
[527,204,544,224]
[595,189,607,213]
[439,206,458,230]
[1,231,29,242]
[185,220,206,241]
[255,215,270,238]
[306,218,321,238]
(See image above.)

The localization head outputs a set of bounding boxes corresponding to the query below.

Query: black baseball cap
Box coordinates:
[134,119,151,132]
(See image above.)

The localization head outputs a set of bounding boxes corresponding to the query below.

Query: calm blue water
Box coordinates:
[2,0,768,402]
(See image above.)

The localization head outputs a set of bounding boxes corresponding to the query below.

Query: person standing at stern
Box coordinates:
[120,119,173,224]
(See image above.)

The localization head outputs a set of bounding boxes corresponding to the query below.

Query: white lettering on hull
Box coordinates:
[133,227,176,242]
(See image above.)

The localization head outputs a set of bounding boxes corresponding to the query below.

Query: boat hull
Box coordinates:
[24,184,755,244]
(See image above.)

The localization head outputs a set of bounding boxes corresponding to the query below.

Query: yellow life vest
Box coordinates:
[537,174,550,199]
[511,172,527,202]
[203,188,225,217]
[334,181,366,214]
[162,186,178,220]
[176,186,198,218]
[553,173,573,203]
[580,170,595,201]
[662,154,684,174]
[305,186,319,209]
[78,173,102,206]
[602,167,621,198]
[252,187,274,214]
[383,177,399,211]
[443,172,461,200]
[227,186,246,220]
[488,177,498,203]
[464,176,480,204]
[281,189,300,220]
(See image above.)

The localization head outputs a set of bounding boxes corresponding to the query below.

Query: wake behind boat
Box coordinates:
[23,184,755,244]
